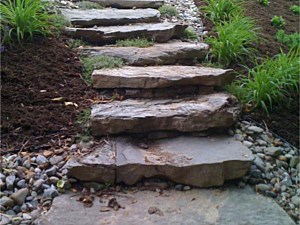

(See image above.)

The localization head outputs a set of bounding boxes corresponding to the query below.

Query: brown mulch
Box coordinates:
[1,37,97,152]
[195,0,299,147]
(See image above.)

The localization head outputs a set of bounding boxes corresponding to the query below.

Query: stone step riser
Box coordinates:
[63,136,253,187]
[60,8,160,27]
[65,23,188,45]
[79,42,209,66]
[91,93,240,136]
[88,0,164,9]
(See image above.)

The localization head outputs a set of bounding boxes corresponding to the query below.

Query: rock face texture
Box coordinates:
[79,42,209,66]
[60,8,160,27]
[116,136,253,187]
[89,0,164,9]
[63,143,115,184]
[92,66,234,89]
[65,22,188,44]
[91,93,240,136]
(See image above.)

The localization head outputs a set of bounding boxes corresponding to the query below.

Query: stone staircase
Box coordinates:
[61,0,254,188]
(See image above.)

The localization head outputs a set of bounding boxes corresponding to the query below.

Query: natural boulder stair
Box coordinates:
[62,2,254,188]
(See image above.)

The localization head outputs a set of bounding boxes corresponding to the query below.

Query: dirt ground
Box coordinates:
[195,0,300,147]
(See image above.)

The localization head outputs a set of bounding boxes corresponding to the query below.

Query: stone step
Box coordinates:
[91,93,240,136]
[80,42,209,66]
[63,135,253,187]
[65,22,188,44]
[87,0,164,9]
[60,8,160,27]
[92,66,234,89]
[37,187,296,225]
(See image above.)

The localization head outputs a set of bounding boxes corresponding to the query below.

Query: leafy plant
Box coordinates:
[116,38,154,48]
[257,0,269,6]
[0,0,62,43]
[158,5,179,18]
[290,5,300,15]
[271,16,286,28]
[275,30,300,49]
[206,15,260,67]
[81,56,124,84]
[76,1,104,9]
[201,0,243,23]
[227,49,300,114]
[183,27,198,40]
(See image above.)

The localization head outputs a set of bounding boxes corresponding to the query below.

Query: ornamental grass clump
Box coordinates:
[227,49,300,114]
[206,15,260,67]
[0,0,62,44]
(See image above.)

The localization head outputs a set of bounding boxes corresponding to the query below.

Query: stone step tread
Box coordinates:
[91,92,240,135]
[37,187,296,225]
[88,0,164,9]
[63,135,253,187]
[92,65,233,89]
[79,42,209,66]
[60,8,160,27]
[65,22,188,44]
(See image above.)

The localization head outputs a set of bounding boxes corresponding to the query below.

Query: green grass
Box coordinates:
[205,15,260,67]
[76,1,104,9]
[76,108,91,143]
[201,0,243,23]
[275,30,300,49]
[82,56,124,85]
[0,0,62,44]
[183,27,198,40]
[158,5,179,18]
[271,15,286,28]
[290,5,300,15]
[227,49,300,114]
[115,38,154,48]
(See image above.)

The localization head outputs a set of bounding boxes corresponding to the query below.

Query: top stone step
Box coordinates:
[87,0,164,9]
[60,8,160,27]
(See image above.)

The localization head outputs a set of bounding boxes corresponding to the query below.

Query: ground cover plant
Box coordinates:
[76,1,104,9]
[271,15,286,28]
[290,5,300,15]
[183,27,198,40]
[275,30,300,49]
[158,5,179,17]
[0,0,62,44]
[115,38,154,47]
[257,0,269,6]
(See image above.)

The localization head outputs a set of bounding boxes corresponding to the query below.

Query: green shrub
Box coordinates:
[290,5,300,15]
[271,15,286,28]
[275,30,300,49]
[76,1,104,9]
[227,49,300,114]
[257,0,269,6]
[201,0,243,23]
[82,56,124,85]
[183,27,198,40]
[0,0,62,43]
[116,38,154,47]
[206,15,260,67]
[158,5,179,17]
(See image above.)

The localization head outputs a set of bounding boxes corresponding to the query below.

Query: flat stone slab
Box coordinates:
[65,22,188,44]
[63,141,115,183]
[91,93,240,136]
[116,136,253,187]
[80,42,209,66]
[37,186,296,225]
[88,0,164,9]
[60,8,160,27]
[92,66,233,89]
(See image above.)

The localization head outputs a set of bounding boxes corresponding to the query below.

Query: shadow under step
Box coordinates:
[87,0,164,9]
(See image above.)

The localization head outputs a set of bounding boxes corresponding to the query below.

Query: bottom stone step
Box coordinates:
[64,136,254,187]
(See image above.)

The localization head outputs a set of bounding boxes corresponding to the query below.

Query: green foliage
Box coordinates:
[158,5,179,17]
[76,1,104,9]
[115,38,154,48]
[257,0,269,6]
[271,16,286,28]
[206,15,260,67]
[227,50,300,114]
[0,0,62,44]
[201,0,243,23]
[66,38,86,49]
[183,27,198,40]
[290,5,300,15]
[76,108,91,142]
[275,30,300,49]
[82,56,124,85]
